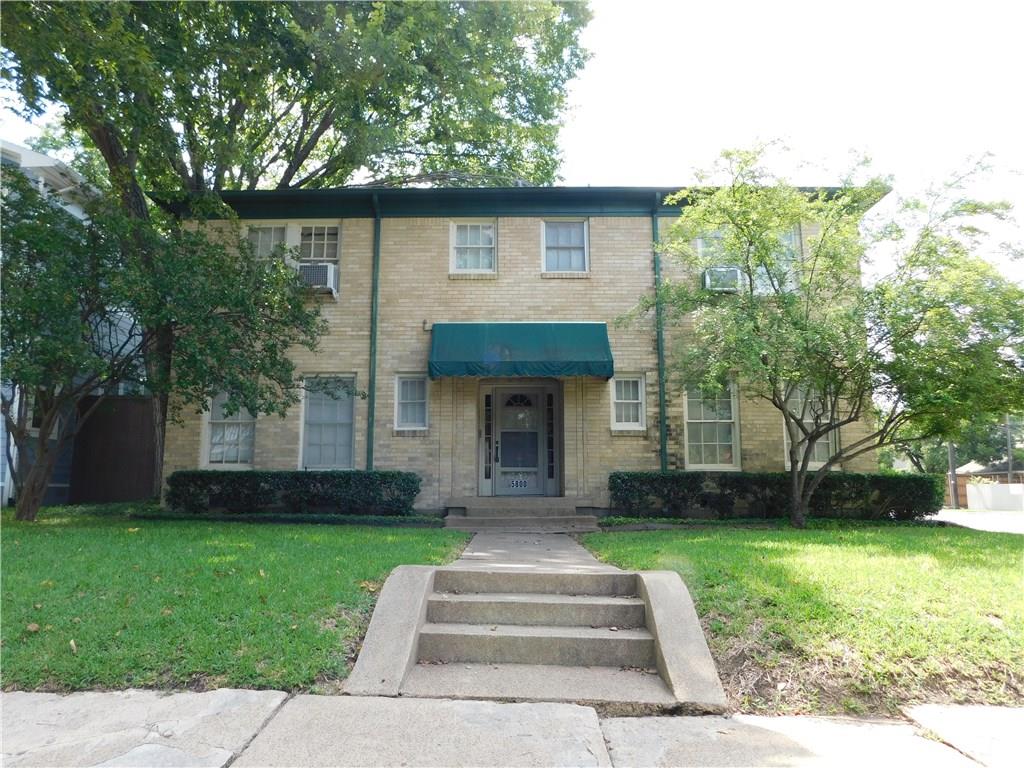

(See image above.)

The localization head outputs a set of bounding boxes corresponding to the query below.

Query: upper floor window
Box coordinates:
[610,375,645,430]
[685,382,740,470]
[696,226,801,294]
[208,393,255,466]
[543,220,588,272]
[300,226,339,262]
[248,226,286,258]
[450,221,496,273]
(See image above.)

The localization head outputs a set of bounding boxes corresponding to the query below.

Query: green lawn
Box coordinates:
[583,523,1024,715]
[1,504,468,692]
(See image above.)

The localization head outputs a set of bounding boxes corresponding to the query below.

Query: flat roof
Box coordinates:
[164,184,850,220]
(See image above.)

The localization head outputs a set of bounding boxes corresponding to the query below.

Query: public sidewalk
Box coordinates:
[3,688,1020,767]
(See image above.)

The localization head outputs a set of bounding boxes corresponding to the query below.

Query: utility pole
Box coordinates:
[947,442,960,509]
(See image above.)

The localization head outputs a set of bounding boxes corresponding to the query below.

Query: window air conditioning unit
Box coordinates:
[702,266,742,293]
[298,262,339,298]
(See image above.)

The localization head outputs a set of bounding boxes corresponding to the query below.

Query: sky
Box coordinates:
[558,0,1024,282]
[3,0,1021,281]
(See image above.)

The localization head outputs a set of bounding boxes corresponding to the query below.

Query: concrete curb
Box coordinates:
[343,565,435,696]
[637,570,729,713]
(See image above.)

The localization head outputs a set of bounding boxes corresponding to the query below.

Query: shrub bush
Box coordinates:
[166,470,421,516]
[607,470,944,521]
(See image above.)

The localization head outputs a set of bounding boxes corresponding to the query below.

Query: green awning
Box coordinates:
[428,322,614,379]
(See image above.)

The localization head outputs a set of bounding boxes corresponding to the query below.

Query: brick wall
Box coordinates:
[161,211,876,510]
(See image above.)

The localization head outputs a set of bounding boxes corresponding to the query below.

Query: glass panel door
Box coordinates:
[495,388,544,495]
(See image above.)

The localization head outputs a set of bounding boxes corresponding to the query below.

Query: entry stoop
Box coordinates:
[345,566,728,715]
[443,497,599,533]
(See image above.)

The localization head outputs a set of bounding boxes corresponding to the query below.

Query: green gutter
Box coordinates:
[366,194,382,469]
[652,197,668,471]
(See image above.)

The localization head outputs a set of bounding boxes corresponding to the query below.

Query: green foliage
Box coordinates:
[583,525,1024,714]
[2,1,590,191]
[608,471,944,521]
[1,504,467,690]
[644,146,1024,524]
[166,470,422,516]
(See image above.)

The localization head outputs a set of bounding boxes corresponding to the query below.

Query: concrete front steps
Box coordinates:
[443,496,599,533]
[345,565,728,715]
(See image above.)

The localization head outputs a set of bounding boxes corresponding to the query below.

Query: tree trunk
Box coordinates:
[147,326,174,500]
[789,466,807,528]
[13,441,59,522]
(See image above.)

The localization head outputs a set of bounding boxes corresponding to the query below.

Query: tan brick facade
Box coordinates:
[163,199,876,510]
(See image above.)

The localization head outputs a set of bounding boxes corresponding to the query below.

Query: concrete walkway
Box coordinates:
[453,531,618,571]
[5,690,1019,767]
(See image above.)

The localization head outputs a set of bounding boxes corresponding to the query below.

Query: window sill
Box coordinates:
[610,428,648,436]
[449,273,498,280]
[686,465,742,472]
[541,272,590,279]
[394,429,430,437]
[201,464,253,471]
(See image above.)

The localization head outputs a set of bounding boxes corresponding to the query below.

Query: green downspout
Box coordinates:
[366,194,382,469]
[652,198,668,471]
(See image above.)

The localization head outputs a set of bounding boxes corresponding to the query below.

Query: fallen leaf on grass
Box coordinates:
[127,528,140,533]
[259,569,267,578]
[69,639,78,655]
[358,580,379,593]
[39,580,55,589]
[161,607,173,616]
[26,623,40,633]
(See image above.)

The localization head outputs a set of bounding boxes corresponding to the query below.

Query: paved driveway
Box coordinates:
[934,508,1024,534]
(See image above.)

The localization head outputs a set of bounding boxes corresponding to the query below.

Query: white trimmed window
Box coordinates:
[247,226,286,258]
[395,375,429,430]
[299,225,339,262]
[695,226,802,294]
[450,221,496,273]
[543,220,588,272]
[611,376,645,430]
[685,383,740,469]
[302,377,355,469]
[783,386,837,469]
[208,393,255,466]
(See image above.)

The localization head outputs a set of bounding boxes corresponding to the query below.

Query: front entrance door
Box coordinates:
[494,387,545,496]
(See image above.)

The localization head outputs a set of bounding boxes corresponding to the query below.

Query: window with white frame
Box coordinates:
[611,376,645,430]
[395,375,428,430]
[451,221,496,273]
[299,225,339,262]
[695,226,801,294]
[247,226,286,258]
[685,383,740,469]
[783,385,836,469]
[208,393,256,465]
[302,377,354,469]
[543,220,588,272]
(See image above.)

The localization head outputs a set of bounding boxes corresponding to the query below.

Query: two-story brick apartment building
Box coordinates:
[162,187,875,512]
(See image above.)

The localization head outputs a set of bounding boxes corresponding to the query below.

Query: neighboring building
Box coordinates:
[1,140,93,506]
[162,186,877,511]
[1,140,156,507]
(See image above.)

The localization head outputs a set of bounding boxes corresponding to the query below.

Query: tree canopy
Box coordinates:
[2,1,590,194]
[650,148,1024,525]
[1,170,325,521]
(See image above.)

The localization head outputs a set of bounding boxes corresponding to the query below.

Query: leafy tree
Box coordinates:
[649,148,1024,526]
[887,415,1024,473]
[1,171,324,521]
[2,0,589,493]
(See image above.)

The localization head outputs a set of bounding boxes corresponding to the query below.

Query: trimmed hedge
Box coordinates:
[608,471,944,521]
[166,470,421,516]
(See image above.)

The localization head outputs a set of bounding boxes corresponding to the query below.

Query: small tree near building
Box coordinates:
[650,149,1024,526]
[1,171,325,521]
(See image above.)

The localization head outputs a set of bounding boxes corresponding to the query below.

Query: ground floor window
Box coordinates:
[783,386,837,469]
[208,393,255,465]
[302,377,354,469]
[395,375,428,430]
[684,382,740,469]
[610,375,645,429]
